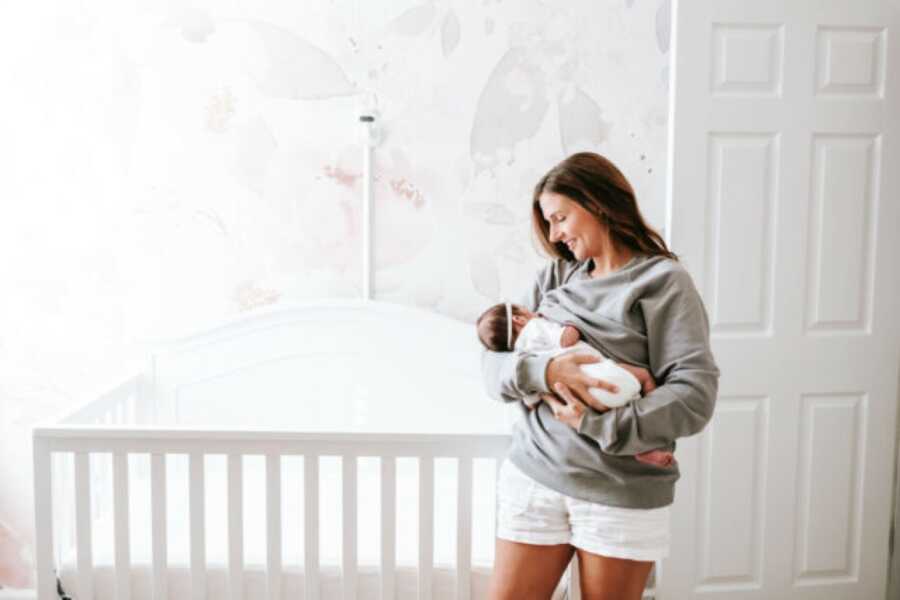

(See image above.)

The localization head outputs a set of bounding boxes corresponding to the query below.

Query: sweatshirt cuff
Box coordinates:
[577,406,620,451]
[518,352,554,395]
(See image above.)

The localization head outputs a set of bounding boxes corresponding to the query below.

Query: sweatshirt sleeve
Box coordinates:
[480,261,562,405]
[577,266,720,454]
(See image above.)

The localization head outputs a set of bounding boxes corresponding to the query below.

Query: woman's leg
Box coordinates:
[487,539,575,600]
[574,548,654,600]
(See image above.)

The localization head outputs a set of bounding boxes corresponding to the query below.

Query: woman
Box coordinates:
[482,152,719,599]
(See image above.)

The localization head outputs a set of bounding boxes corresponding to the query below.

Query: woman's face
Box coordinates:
[538,191,608,261]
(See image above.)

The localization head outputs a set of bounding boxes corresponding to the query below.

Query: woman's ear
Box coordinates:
[512,315,527,327]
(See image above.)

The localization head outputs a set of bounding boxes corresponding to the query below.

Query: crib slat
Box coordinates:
[380,457,396,600]
[456,457,473,600]
[418,458,434,600]
[113,453,132,600]
[190,453,206,600]
[50,453,65,568]
[151,454,168,600]
[342,455,358,600]
[304,454,320,600]
[228,454,244,600]
[33,439,56,600]
[266,454,282,600]
[75,452,94,600]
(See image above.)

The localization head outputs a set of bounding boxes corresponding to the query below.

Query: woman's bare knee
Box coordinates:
[488,539,574,600]
[575,548,654,600]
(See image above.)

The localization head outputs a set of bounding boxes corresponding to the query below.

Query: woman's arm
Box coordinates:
[480,347,555,404]
[575,267,720,455]
[481,259,622,405]
[481,261,558,405]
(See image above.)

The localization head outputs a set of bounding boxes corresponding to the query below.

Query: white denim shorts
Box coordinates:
[496,459,671,562]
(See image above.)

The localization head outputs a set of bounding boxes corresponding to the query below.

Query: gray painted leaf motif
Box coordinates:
[249,20,357,99]
[470,47,550,171]
[389,3,437,36]
[441,10,461,57]
[498,234,528,263]
[465,202,516,225]
[470,251,501,300]
[194,209,228,235]
[558,86,612,153]
[656,0,671,53]
[169,7,215,43]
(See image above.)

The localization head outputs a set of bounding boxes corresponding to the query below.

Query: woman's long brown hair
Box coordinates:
[531,152,677,262]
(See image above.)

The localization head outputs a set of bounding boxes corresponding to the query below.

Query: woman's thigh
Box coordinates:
[575,548,654,600]
[488,539,574,600]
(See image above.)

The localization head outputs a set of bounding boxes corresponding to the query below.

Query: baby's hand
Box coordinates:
[560,325,581,348]
[617,363,657,395]
[635,449,675,467]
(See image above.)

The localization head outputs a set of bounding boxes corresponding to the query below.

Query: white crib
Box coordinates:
[31,300,657,599]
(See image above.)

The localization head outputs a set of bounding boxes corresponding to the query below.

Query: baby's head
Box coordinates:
[476,303,536,351]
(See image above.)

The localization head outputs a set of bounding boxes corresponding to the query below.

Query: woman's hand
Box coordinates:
[546,353,619,407]
[617,363,657,395]
[541,382,611,430]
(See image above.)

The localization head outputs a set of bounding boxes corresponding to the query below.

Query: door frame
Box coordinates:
[889,372,900,599]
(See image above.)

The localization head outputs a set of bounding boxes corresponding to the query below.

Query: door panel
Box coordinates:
[661,1,900,598]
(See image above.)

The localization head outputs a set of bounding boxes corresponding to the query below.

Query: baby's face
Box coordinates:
[512,307,537,336]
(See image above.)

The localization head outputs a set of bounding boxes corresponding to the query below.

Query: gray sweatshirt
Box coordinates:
[481,254,720,509]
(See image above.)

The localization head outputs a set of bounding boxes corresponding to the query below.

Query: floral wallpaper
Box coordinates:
[0,0,670,570]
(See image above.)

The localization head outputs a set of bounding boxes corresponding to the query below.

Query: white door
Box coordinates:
[661,1,900,599]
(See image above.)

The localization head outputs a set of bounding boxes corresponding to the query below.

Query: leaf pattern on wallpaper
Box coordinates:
[206,87,236,133]
[167,6,215,43]
[441,10,461,58]
[469,251,501,301]
[388,2,438,36]
[470,47,550,171]
[234,281,281,312]
[656,0,671,54]
[465,202,516,226]
[248,20,357,100]
[193,209,228,235]
[498,230,528,263]
[558,86,612,153]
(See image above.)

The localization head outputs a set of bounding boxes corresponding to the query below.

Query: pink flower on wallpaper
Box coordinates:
[297,147,434,272]
[322,164,359,189]
[233,281,281,312]
[0,521,33,589]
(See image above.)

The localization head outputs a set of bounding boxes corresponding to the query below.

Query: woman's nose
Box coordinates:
[549,226,562,242]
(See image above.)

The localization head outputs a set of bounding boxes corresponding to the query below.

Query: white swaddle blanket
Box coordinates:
[515,317,641,408]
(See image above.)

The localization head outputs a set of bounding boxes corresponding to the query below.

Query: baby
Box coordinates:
[477,302,675,467]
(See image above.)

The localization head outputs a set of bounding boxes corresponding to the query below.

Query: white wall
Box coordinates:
[0,0,672,572]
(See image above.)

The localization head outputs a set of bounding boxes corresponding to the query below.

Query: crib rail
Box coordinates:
[56,371,144,426]
[33,428,510,600]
